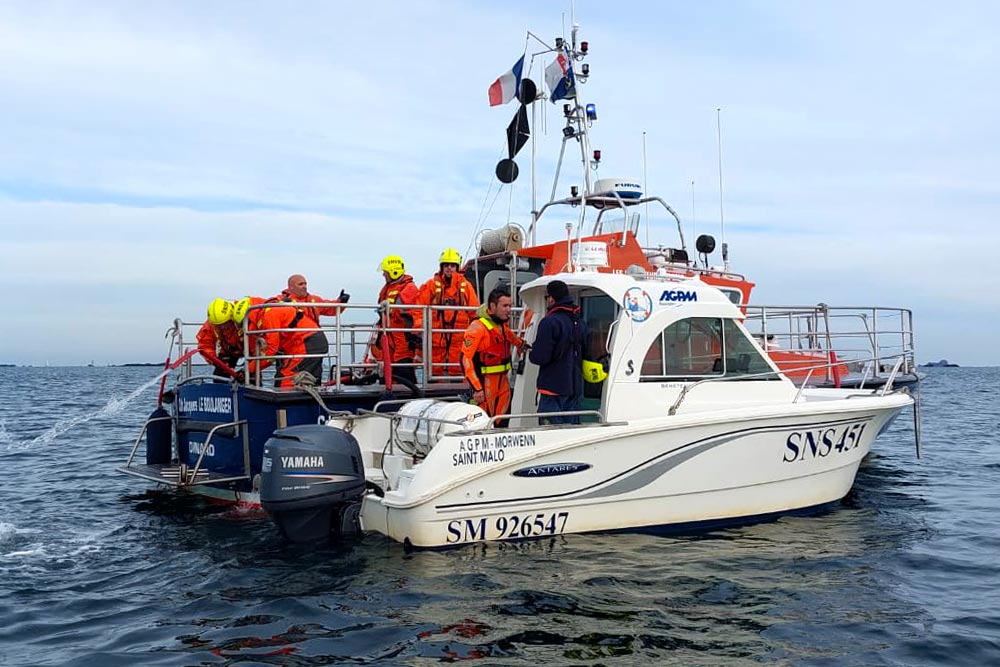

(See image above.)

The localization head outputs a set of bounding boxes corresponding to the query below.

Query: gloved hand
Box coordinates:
[338,289,350,304]
[235,370,246,384]
[405,332,422,352]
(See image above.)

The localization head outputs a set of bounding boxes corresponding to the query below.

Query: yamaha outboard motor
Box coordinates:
[260,425,366,542]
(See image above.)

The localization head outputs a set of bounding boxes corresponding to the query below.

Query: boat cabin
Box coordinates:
[510,270,794,425]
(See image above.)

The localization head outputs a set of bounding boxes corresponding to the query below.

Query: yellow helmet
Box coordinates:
[582,359,608,383]
[379,255,405,280]
[207,298,234,325]
[232,297,251,324]
[439,248,462,266]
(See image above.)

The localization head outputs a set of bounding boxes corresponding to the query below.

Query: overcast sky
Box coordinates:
[2,1,997,366]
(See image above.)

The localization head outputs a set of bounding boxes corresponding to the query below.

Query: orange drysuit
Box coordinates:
[196,320,243,378]
[371,275,423,372]
[239,296,271,375]
[276,290,344,324]
[248,303,328,388]
[418,271,479,377]
[460,315,524,419]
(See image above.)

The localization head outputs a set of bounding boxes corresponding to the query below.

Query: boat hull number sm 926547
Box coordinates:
[446,511,570,543]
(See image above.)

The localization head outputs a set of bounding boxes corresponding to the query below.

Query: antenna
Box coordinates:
[690,179,696,254]
[716,107,729,270]
[642,130,649,247]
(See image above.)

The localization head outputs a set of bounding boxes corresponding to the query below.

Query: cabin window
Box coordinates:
[579,294,617,400]
[640,317,775,381]
[481,270,540,307]
[719,288,743,305]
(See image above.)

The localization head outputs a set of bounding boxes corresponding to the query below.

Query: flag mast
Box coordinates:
[716,107,729,271]
[521,26,591,246]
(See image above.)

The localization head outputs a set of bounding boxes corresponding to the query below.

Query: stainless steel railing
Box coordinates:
[167,301,528,394]
[741,304,916,382]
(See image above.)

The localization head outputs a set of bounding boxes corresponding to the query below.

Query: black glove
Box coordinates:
[235,370,246,384]
[338,289,350,304]
[405,332,422,351]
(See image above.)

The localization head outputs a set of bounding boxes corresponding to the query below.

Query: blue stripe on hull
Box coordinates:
[623,499,844,537]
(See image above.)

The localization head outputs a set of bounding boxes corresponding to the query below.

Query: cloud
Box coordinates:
[1,1,998,365]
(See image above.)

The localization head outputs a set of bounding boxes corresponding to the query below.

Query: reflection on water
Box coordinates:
[0,367,998,666]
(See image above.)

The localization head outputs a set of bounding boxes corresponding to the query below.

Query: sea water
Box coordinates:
[0,366,998,666]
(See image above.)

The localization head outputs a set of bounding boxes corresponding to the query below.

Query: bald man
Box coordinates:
[276,274,350,322]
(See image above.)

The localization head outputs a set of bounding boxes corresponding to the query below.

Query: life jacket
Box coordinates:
[420,271,479,348]
[473,316,514,375]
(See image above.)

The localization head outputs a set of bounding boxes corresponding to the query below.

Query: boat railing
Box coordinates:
[668,351,911,415]
[742,304,916,382]
[119,416,251,487]
[531,193,688,252]
[122,414,174,468]
[185,419,250,484]
[168,301,528,394]
[489,410,609,429]
[638,248,749,283]
[355,399,481,458]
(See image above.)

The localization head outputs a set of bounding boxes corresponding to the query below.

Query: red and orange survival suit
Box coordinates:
[418,265,479,378]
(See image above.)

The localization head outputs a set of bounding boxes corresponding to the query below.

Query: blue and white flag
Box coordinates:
[488,55,525,107]
[544,49,576,102]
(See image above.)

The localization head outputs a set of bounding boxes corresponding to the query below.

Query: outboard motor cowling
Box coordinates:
[260,425,365,542]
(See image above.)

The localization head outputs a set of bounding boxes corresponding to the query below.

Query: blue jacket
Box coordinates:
[529,297,587,397]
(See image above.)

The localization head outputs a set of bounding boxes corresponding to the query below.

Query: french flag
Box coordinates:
[488,55,525,107]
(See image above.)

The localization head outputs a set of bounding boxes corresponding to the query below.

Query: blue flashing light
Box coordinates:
[585,103,597,120]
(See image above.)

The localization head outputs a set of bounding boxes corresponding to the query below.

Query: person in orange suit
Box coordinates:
[233,296,270,335]
[249,303,328,388]
[460,286,525,423]
[233,297,325,388]
[232,296,269,383]
[197,298,243,380]
[372,255,423,384]
[276,274,350,322]
[418,248,479,379]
